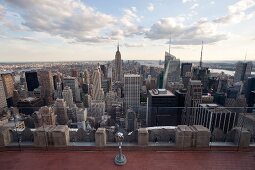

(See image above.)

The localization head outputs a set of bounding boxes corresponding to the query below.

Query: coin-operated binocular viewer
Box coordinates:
[114,131,127,165]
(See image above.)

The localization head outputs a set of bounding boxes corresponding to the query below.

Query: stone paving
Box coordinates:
[0,150,254,170]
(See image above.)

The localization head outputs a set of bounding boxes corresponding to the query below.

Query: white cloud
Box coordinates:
[214,0,255,24]
[146,17,228,45]
[210,1,215,5]
[182,0,197,4]
[147,3,155,12]
[228,0,255,14]
[190,3,199,10]
[118,7,144,37]
[124,43,146,47]
[5,0,116,43]
[131,6,137,12]
[16,36,38,42]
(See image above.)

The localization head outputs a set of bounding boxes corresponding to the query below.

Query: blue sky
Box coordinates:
[0,0,255,62]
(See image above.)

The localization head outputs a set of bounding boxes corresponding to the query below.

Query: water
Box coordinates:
[210,69,255,76]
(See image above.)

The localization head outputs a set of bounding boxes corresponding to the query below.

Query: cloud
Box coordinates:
[182,0,197,3]
[0,35,7,39]
[147,3,155,12]
[115,7,144,38]
[16,36,39,42]
[5,0,116,43]
[146,17,228,45]
[124,43,146,47]
[190,3,199,10]
[213,0,255,24]
[210,1,215,5]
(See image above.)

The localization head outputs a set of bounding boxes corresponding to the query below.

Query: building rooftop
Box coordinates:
[124,74,140,77]
[1,150,254,170]
[199,103,231,113]
[20,97,38,102]
[190,80,202,85]
[63,76,76,80]
[149,89,175,97]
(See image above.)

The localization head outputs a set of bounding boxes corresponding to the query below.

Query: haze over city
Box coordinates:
[0,0,255,62]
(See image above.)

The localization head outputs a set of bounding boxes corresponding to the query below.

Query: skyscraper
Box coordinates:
[62,86,74,107]
[234,61,253,83]
[101,79,111,94]
[56,82,63,99]
[38,106,56,126]
[114,43,122,82]
[100,65,107,79]
[1,73,15,107]
[196,103,237,133]
[192,67,210,92]
[124,74,141,111]
[25,71,39,92]
[147,89,178,126]
[63,77,81,102]
[91,66,104,100]
[83,69,90,84]
[125,108,137,132]
[181,63,192,77]
[164,52,180,84]
[157,71,164,89]
[0,77,7,113]
[245,77,255,112]
[89,66,105,122]
[38,70,54,104]
[183,80,202,125]
[54,99,68,125]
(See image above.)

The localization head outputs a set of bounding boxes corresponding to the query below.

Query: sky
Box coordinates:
[0,0,255,62]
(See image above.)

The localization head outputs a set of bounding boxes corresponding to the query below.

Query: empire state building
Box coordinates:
[114,43,122,82]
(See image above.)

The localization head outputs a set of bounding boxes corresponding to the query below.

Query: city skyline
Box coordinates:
[0,0,255,62]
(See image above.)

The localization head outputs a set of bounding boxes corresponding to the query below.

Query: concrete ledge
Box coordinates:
[95,128,106,147]
[138,128,149,146]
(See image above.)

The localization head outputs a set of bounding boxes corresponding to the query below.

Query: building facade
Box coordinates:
[62,86,74,107]
[54,99,68,125]
[196,103,237,133]
[63,77,80,102]
[183,80,202,125]
[181,63,192,77]
[124,74,141,112]
[164,52,181,84]
[38,70,54,104]
[38,106,56,126]
[234,61,253,83]
[148,89,178,126]
[25,71,39,92]
[0,77,7,113]
[91,67,104,101]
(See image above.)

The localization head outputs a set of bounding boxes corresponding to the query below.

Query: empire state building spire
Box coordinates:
[115,43,122,82]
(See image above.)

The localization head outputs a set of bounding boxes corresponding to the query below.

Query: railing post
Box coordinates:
[95,128,106,147]
[138,128,149,146]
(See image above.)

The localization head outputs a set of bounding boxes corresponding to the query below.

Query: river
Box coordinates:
[210,69,255,76]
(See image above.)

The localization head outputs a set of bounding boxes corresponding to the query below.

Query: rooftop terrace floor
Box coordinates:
[0,150,254,170]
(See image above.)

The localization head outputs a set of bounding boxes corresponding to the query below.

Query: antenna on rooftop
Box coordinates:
[199,41,204,67]
[169,33,172,55]
[244,50,247,62]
